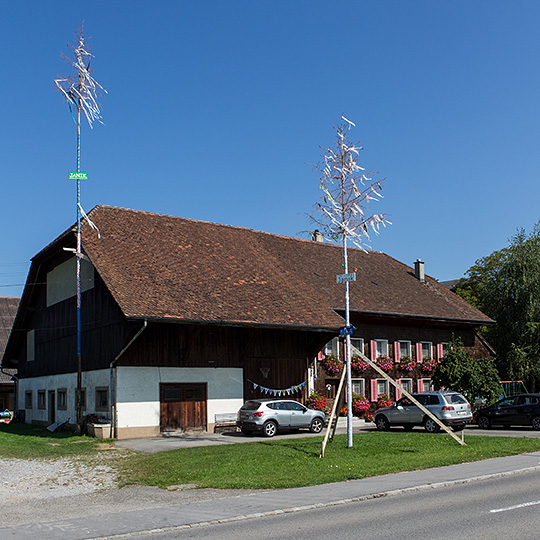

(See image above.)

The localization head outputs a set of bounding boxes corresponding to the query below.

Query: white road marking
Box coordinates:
[491,500,540,513]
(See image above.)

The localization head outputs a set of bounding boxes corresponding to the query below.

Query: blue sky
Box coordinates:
[2,1,540,297]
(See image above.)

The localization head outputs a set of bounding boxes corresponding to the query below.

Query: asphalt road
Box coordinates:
[130,470,540,540]
[3,451,540,540]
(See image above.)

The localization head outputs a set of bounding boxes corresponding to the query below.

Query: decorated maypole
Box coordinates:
[311,117,389,449]
[55,25,106,434]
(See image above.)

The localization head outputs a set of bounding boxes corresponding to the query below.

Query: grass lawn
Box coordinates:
[0,423,106,459]
[2,424,540,490]
[117,432,540,490]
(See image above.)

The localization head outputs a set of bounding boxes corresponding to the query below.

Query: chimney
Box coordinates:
[414,259,425,283]
[312,230,324,242]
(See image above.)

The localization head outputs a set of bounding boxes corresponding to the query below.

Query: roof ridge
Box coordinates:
[87,204,385,254]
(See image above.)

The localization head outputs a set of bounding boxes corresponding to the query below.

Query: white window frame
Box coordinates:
[377,379,389,396]
[375,339,388,358]
[352,378,365,396]
[324,337,340,358]
[398,340,411,358]
[400,378,413,394]
[350,337,364,356]
[421,341,432,360]
[418,378,433,393]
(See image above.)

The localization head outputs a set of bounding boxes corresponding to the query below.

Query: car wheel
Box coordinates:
[403,424,414,431]
[477,415,491,429]
[532,416,540,431]
[263,420,278,437]
[310,417,324,433]
[241,428,253,435]
[424,417,440,433]
[375,415,390,431]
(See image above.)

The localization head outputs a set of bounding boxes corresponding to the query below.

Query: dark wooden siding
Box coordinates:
[16,267,136,378]
[121,323,332,403]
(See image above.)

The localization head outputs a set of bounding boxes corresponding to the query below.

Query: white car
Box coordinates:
[237,399,326,437]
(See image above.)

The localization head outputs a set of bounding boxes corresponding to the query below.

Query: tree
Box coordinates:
[454,222,540,391]
[431,338,501,405]
[310,117,390,448]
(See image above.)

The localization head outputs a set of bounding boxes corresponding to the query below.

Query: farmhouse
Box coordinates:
[1,205,493,438]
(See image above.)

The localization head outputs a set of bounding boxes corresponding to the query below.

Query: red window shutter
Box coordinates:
[370,340,377,360]
[395,379,402,401]
[370,379,378,401]
[394,341,400,362]
[416,342,423,363]
[437,343,444,361]
[417,379,424,393]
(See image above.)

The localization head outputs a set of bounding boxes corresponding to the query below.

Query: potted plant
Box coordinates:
[306,392,328,412]
[421,357,438,373]
[397,355,417,372]
[321,354,344,375]
[351,356,369,374]
[375,355,393,372]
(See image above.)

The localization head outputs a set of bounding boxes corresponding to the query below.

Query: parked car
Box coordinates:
[236,399,326,437]
[474,394,540,430]
[374,391,472,433]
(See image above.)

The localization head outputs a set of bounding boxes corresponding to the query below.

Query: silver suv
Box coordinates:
[237,399,326,437]
[374,391,472,433]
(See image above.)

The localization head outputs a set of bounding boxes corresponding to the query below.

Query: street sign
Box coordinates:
[336,272,356,284]
[69,172,88,180]
[339,325,355,336]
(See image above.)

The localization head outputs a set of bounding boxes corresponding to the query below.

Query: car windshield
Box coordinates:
[242,401,262,411]
[448,394,467,404]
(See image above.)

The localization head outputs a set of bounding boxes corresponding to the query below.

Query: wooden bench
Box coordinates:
[214,412,238,433]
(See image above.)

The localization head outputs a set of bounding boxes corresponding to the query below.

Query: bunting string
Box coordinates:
[247,379,306,397]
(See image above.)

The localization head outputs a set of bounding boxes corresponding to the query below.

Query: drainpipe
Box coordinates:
[109,319,148,438]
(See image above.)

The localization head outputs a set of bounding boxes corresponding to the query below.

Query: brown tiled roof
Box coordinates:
[0,297,19,371]
[74,206,492,329]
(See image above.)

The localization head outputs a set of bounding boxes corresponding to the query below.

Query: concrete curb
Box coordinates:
[87,463,540,540]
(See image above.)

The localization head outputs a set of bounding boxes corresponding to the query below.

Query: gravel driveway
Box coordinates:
[1,449,259,529]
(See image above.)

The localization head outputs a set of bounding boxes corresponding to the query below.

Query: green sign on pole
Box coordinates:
[69,172,88,180]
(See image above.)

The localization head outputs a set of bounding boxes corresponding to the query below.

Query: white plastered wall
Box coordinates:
[17,369,111,425]
[115,366,244,430]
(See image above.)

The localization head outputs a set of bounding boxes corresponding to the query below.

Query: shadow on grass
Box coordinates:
[258,439,322,458]
[0,422,78,440]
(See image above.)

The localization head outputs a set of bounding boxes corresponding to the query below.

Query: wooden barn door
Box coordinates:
[160,383,207,432]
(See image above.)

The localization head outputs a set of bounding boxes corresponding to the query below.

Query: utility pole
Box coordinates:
[310,116,389,448]
[55,25,106,434]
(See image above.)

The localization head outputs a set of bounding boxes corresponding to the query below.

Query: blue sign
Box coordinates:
[339,325,355,336]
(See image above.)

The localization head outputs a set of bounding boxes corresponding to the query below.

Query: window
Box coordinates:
[27,330,35,362]
[377,379,389,395]
[438,342,450,360]
[25,391,32,409]
[37,390,46,410]
[398,341,411,358]
[324,338,339,357]
[95,387,109,411]
[400,378,413,394]
[352,378,365,396]
[57,389,67,410]
[350,338,364,356]
[418,379,433,393]
[375,340,388,358]
[421,342,432,360]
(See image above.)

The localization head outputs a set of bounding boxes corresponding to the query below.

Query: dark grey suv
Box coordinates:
[237,399,326,437]
[374,391,472,433]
